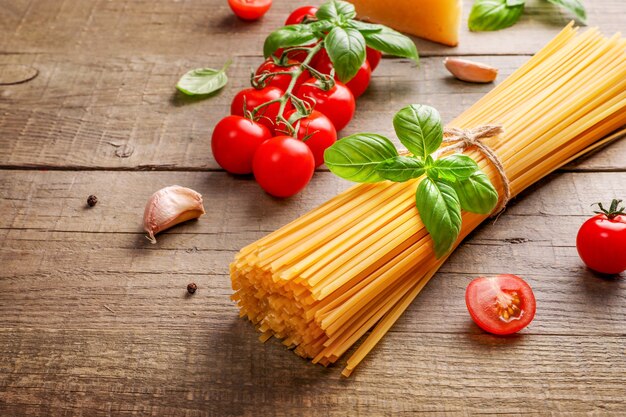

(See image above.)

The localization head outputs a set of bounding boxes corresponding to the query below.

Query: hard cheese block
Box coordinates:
[350,0,462,46]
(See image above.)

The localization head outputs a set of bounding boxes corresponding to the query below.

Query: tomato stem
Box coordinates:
[251,41,326,136]
[593,199,625,220]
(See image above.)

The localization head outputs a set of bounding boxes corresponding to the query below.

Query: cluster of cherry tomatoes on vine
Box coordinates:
[212,5,383,197]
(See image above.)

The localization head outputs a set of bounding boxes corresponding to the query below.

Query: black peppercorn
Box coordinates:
[187,283,197,294]
[87,195,98,207]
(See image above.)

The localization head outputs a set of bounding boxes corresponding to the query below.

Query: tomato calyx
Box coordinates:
[593,199,625,221]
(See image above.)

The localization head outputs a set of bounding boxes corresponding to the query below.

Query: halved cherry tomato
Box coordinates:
[255,58,310,91]
[276,110,337,167]
[311,50,372,98]
[211,115,272,174]
[285,5,318,25]
[228,0,272,21]
[252,136,315,197]
[465,274,536,335]
[295,78,355,132]
[230,86,290,134]
[366,47,382,71]
[576,199,626,274]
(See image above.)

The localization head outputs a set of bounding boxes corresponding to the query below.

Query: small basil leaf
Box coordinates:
[450,171,499,214]
[308,20,334,34]
[432,154,479,180]
[263,25,318,58]
[416,178,462,258]
[376,156,426,182]
[316,0,357,21]
[176,64,229,96]
[325,27,366,82]
[356,24,419,63]
[393,105,443,160]
[546,0,587,24]
[347,20,383,34]
[324,133,398,183]
[468,0,524,31]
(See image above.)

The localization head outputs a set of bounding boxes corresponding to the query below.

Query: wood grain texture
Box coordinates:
[1,171,625,415]
[1,0,624,57]
[2,0,626,415]
[1,52,624,170]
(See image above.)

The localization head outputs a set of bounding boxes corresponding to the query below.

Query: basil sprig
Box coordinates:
[263,0,418,83]
[469,0,586,32]
[324,104,499,258]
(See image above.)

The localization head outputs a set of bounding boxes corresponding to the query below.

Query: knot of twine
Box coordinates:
[440,125,510,216]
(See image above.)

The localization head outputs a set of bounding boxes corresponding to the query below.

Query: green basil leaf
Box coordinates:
[506,0,525,6]
[354,23,419,63]
[393,104,443,160]
[347,20,383,34]
[431,154,479,180]
[176,64,229,96]
[450,171,499,214]
[263,25,318,58]
[416,178,462,258]
[316,0,356,21]
[324,133,399,183]
[308,20,334,34]
[468,0,524,31]
[325,26,366,82]
[546,0,587,24]
[375,156,426,182]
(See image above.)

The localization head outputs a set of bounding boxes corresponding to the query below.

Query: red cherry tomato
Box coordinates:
[227,0,272,21]
[276,110,337,167]
[211,115,272,174]
[295,78,355,132]
[311,50,372,98]
[274,41,320,63]
[253,136,315,197]
[285,5,318,25]
[366,47,382,71]
[465,274,536,335]
[230,86,290,134]
[576,200,626,274]
[255,58,310,92]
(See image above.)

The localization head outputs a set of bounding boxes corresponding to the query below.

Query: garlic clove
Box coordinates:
[444,57,498,83]
[143,185,206,243]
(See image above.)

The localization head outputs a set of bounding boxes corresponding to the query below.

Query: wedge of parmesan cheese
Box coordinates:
[350,0,462,46]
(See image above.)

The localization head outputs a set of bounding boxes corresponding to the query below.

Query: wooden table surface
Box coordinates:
[1,0,625,415]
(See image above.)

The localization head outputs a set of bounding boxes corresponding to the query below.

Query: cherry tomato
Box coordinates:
[255,58,310,92]
[230,86,290,134]
[295,78,355,132]
[366,47,382,71]
[211,115,272,174]
[285,5,318,25]
[274,41,320,63]
[311,50,372,98]
[253,136,315,197]
[276,110,337,167]
[576,199,626,274]
[465,274,536,335]
[227,0,272,21]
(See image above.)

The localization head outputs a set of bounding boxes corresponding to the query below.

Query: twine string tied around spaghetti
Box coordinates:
[438,125,510,216]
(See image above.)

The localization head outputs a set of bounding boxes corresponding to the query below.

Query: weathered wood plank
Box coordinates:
[0,171,624,339]
[1,53,624,170]
[1,0,624,57]
[1,328,624,416]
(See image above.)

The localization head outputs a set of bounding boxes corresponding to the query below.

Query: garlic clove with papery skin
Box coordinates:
[143,185,206,244]
[444,57,498,83]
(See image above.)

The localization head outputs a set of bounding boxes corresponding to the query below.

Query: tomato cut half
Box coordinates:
[465,274,536,335]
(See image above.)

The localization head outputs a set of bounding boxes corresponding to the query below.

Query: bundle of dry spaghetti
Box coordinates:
[230,24,626,376]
